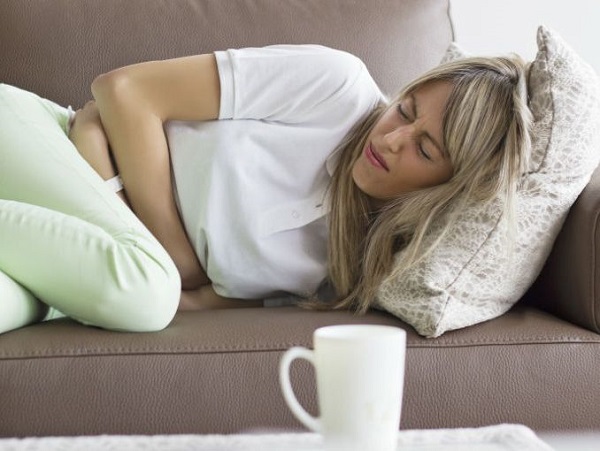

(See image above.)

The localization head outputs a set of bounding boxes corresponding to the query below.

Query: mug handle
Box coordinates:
[279,346,321,432]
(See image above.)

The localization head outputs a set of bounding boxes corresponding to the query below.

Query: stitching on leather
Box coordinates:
[0,344,304,359]
[409,336,600,347]
[2,337,598,359]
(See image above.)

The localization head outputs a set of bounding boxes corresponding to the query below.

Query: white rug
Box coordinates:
[0,424,552,450]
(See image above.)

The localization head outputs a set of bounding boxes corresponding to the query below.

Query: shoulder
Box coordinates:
[215,45,383,121]
[218,44,364,65]
[216,44,367,85]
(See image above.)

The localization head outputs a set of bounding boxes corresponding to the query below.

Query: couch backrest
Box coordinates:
[0,0,452,108]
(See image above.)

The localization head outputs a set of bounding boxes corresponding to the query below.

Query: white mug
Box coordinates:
[279,324,406,451]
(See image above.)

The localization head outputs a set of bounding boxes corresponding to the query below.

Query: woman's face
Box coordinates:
[352,81,454,208]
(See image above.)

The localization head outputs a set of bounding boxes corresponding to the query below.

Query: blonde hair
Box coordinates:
[314,55,532,313]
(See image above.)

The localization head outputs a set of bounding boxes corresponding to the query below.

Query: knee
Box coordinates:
[120,264,181,333]
[90,247,182,333]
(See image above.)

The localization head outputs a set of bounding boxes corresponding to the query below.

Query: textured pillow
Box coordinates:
[375,26,600,337]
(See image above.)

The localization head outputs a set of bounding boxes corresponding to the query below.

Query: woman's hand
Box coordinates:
[179,284,263,311]
[68,101,129,206]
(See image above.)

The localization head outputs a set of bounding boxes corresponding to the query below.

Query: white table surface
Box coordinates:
[0,424,554,451]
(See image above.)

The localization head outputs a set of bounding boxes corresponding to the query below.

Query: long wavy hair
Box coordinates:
[314,55,532,313]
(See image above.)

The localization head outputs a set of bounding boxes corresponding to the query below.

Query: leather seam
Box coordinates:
[1,338,598,359]
[409,338,600,347]
[0,346,301,359]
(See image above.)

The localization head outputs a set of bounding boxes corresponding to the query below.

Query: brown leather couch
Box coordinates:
[1,0,599,437]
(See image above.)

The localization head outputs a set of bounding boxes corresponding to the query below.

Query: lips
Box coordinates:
[365,142,389,171]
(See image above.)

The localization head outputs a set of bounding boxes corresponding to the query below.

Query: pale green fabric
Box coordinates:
[0,270,47,334]
[0,84,180,334]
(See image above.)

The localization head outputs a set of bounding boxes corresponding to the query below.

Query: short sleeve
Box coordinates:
[215,45,374,123]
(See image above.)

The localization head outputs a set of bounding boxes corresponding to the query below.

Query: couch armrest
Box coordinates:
[527,164,600,333]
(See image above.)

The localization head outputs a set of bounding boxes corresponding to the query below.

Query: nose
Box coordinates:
[383,125,413,153]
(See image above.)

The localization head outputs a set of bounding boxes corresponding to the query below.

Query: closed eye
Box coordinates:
[419,144,432,161]
[399,102,441,162]
[398,103,432,161]
[397,102,410,120]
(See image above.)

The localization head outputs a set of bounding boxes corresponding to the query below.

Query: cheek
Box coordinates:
[389,154,451,191]
[351,157,368,190]
[428,160,454,186]
[416,166,453,190]
[411,167,449,189]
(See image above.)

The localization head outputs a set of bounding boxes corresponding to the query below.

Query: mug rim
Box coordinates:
[314,324,406,341]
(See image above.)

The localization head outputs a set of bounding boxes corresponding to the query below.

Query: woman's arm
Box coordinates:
[68,101,129,206]
[91,54,221,290]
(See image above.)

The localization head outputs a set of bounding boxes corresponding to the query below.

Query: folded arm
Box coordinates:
[91,54,220,290]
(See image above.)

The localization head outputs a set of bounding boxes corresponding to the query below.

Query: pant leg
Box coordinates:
[0,84,180,333]
[0,269,47,334]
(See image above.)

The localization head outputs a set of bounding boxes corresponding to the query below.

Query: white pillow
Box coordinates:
[375,26,600,337]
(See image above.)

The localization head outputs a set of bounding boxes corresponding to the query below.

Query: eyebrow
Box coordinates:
[409,94,448,159]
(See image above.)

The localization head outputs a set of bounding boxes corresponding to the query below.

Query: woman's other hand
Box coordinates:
[179,285,263,311]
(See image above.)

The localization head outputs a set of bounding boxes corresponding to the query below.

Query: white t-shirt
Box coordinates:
[166,45,384,299]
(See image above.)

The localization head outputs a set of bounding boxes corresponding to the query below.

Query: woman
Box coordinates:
[0,45,531,334]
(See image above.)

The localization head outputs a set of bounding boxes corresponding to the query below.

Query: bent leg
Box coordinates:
[0,200,178,331]
[0,84,180,332]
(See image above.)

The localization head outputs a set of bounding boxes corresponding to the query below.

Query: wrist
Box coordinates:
[180,259,209,290]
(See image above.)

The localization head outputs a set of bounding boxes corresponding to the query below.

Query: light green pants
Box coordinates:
[0,84,180,334]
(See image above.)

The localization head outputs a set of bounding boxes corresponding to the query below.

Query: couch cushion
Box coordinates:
[376,26,600,337]
[1,307,599,436]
